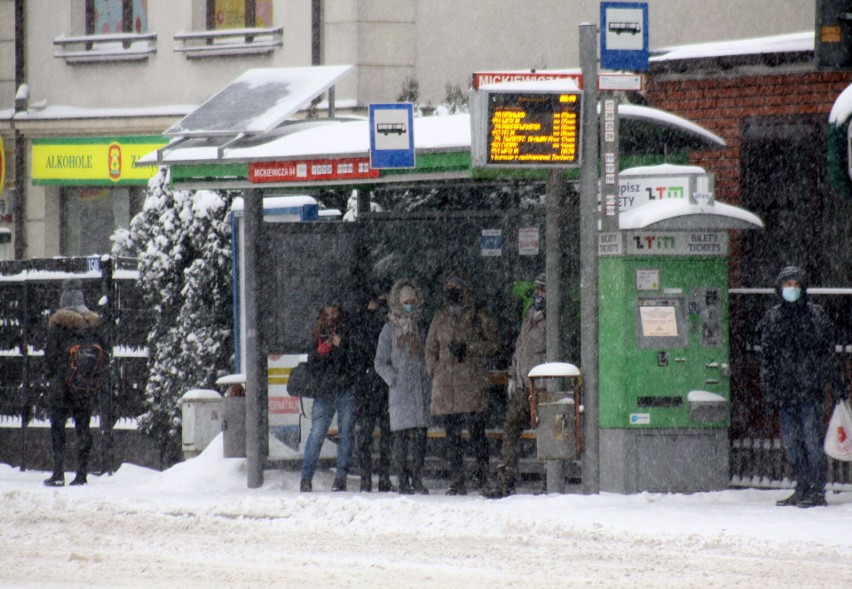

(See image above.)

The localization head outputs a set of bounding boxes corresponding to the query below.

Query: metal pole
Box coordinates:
[244,188,264,488]
[578,23,600,494]
[544,168,565,493]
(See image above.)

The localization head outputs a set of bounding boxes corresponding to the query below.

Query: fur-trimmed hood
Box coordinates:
[49,308,103,331]
[388,278,424,316]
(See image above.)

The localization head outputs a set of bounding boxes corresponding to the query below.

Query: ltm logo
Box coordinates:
[633,235,676,250]
[645,186,684,200]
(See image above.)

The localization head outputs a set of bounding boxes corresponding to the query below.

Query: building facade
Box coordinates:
[0,0,819,259]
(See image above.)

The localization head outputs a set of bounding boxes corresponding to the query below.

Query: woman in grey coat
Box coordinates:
[374,278,432,494]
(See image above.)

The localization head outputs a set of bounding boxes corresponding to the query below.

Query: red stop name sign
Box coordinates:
[472,71,583,89]
[249,157,379,183]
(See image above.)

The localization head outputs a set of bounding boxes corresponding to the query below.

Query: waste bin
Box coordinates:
[528,362,582,461]
[223,384,246,458]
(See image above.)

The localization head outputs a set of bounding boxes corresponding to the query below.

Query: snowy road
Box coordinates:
[1,443,851,588]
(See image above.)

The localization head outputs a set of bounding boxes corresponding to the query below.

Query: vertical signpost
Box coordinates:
[585,2,648,494]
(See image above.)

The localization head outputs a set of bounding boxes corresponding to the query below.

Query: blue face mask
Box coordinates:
[402,303,415,314]
[532,295,546,311]
[782,286,802,303]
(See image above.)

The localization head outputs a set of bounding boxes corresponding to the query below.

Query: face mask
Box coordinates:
[533,295,546,311]
[782,286,802,303]
[402,303,415,314]
[448,304,461,315]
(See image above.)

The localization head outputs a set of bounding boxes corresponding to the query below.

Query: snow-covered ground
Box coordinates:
[2,435,851,588]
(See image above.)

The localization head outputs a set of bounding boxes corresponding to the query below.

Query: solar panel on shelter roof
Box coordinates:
[164,65,353,138]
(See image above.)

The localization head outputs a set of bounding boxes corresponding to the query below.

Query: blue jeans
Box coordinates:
[301,390,355,482]
[779,401,827,495]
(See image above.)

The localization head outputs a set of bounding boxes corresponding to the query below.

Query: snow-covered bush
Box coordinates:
[113,168,235,466]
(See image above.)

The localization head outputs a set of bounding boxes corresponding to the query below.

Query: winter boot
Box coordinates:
[360,477,372,493]
[776,489,803,507]
[377,475,395,493]
[331,476,347,492]
[797,491,827,508]
[446,475,467,496]
[43,472,65,487]
[481,465,516,499]
[411,476,429,495]
[398,475,414,494]
[69,472,88,486]
[300,479,312,493]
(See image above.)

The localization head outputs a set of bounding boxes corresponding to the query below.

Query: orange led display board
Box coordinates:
[479,91,582,168]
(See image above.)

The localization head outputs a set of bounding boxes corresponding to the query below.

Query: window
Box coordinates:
[55,0,154,63]
[208,0,273,29]
[88,0,149,35]
[61,187,144,256]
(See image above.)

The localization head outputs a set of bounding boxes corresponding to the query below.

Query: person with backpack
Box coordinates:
[44,279,107,487]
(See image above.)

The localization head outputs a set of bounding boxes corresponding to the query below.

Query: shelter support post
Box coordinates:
[244,188,266,488]
[545,169,565,493]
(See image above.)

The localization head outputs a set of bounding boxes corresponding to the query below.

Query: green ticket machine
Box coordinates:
[598,164,762,493]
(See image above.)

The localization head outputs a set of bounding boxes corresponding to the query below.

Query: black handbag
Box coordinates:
[286,362,314,398]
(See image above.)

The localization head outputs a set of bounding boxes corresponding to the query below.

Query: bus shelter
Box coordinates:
[138,66,726,488]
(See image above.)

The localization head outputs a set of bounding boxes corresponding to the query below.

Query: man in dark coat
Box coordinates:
[483,273,547,498]
[44,279,107,487]
[352,287,394,492]
[759,266,848,508]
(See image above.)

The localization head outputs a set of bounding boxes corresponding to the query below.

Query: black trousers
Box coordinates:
[395,427,427,480]
[357,409,392,480]
[443,412,489,480]
[47,382,93,475]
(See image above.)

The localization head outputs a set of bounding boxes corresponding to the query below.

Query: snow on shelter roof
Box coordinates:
[650,31,813,62]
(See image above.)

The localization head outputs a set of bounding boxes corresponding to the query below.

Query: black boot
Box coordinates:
[300,479,312,492]
[360,477,372,492]
[798,491,827,508]
[482,465,516,499]
[331,476,347,492]
[446,474,467,496]
[377,475,395,493]
[398,475,414,494]
[776,489,803,507]
[69,473,88,486]
[411,476,429,495]
[44,472,65,487]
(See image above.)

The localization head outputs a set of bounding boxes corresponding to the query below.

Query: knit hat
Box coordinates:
[59,278,87,310]
[534,273,546,290]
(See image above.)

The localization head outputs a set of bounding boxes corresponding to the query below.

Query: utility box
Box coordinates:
[598,164,762,493]
[180,389,223,459]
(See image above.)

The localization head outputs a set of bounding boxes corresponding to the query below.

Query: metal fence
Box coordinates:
[0,256,154,472]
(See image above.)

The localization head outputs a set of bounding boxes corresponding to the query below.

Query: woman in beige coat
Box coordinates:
[425,271,499,495]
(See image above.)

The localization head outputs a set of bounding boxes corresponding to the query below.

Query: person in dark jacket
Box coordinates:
[425,271,499,495]
[374,278,432,495]
[44,279,107,487]
[352,287,394,493]
[300,305,358,493]
[483,273,547,498]
[759,266,849,508]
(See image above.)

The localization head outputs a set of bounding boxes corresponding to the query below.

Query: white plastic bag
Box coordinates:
[824,400,852,461]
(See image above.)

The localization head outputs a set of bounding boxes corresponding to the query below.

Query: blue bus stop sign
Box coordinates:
[369,103,416,169]
[600,2,649,72]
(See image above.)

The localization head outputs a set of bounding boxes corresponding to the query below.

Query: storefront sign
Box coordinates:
[32,137,168,185]
[249,157,379,183]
